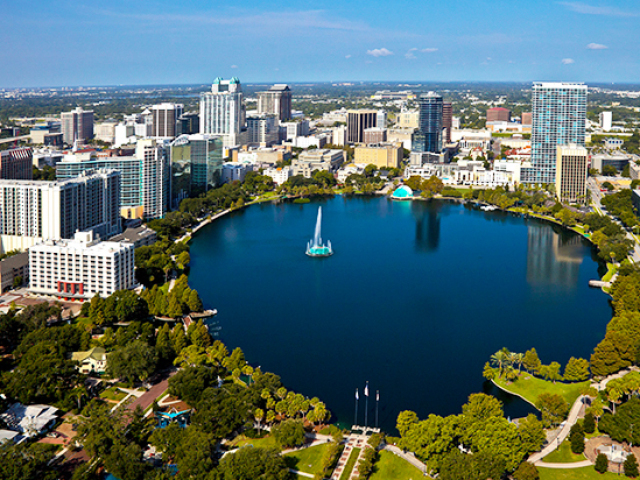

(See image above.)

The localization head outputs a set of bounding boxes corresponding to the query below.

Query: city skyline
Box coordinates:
[1,0,639,87]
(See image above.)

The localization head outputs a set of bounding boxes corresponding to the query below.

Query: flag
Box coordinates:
[376,391,379,402]
[355,388,359,400]
[364,383,369,397]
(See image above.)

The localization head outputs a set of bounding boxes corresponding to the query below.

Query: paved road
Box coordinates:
[125,372,173,413]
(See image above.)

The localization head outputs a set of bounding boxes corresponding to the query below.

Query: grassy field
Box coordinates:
[284,443,330,475]
[369,451,425,480]
[492,371,589,406]
[539,466,621,480]
[229,434,279,450]
[99,386,127,402]
[339,447,361,480]
[602,263,618,282]
[542,440,587,463]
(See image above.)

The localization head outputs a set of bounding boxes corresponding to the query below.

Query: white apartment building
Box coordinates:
[221,162,252,184]
[0,170,121,253]
[136,139,170,220]
[29,231,135,300]
[264,167,293,185]
[600,111,612,132]
[246,115,279,147]
[61,107,94,145]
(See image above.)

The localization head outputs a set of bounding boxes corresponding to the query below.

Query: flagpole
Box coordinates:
[364,382,369,428]
[375,390,379,428]
[355,388,359,426]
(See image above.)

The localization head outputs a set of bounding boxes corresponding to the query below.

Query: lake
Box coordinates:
[188,196,611,432]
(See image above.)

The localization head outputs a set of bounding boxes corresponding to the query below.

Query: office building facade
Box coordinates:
[151,103,184,138]
[170,134,224,208]
[412,92,443,153]
[347,110,377,144]
[556,145,588,204]
[443,102,453,144]
[200,77,245,149]
[61,107,94,145]
[257,84,292,121]
[523,82,587,184]
[246,115,279,146]
[29,231,135,300]
[1,147,33,180]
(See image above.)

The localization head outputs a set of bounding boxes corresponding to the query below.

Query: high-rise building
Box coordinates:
[599,111,612,131]
[61,107,94,145]
[1,147,33,180]
[151,103,184,138]
[200,77,245,149]
[556,145,588,204]
[523,82,587,184]
[377,110,387,129]
[56,140,170,219]
[29,230,135,300]
[257,85,292,121]
[442,102,452,144]
[170,134,224,209]
[0,170,121,253]
[246,115,279,147]
[487,107,511,123]
[347,110,377,144]
[177,113,200,136]
[412,92,443,153]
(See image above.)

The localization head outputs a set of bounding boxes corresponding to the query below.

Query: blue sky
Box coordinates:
[1,0,639,87]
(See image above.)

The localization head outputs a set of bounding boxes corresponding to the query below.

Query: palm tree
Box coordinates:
[490,350,507,377]
[514,353,524,373]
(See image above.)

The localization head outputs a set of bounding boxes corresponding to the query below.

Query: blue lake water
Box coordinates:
[188,196,612,432]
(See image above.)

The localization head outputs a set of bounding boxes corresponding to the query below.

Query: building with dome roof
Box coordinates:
[390,185,414,200]
[200,77,245,149]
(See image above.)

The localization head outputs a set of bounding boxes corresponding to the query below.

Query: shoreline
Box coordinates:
[490,378,537,408]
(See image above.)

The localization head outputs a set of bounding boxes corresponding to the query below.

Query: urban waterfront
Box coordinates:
[189,196,612,432]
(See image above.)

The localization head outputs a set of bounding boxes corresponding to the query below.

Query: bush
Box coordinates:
[513,461,539,480]
[595,453,609,473]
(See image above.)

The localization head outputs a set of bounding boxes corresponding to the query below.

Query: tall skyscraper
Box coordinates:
[151,103,184,138]
[556,145,588,204]
[523,82,587,184]
[347,110,377,144]
[200,77,245,149]
[137,139,170,220]
[61,107,94,145]
[170,134,224,209]
[442,102,452,145]
[257,85,292,121]
[412,92,443,153]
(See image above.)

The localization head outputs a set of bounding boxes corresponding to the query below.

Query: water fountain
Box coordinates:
[306,206,333,257]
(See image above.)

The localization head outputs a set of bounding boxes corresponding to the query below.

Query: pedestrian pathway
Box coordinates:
[383,444,429,475]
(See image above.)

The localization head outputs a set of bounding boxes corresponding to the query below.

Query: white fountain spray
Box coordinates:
[306,206,333,257]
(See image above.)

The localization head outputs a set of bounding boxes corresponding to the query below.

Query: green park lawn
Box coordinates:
[542,440,586,463]
[369,451,425,480]
[539,466,621,480]
[602,263,617,282]
[339,447,361,480]
[492,371,589,406]
[229,433,279,450]
[284,443,330,475]
[99,386,127,402]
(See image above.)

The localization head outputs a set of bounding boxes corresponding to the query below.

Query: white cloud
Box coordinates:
[559,2,638,17]
[345,54,352,59]
[421,48,438,53]
[405,51,417,59]
[587,42,608,50]
[367,48,393,57]
[562,58,575,64]
[231,64,238,69]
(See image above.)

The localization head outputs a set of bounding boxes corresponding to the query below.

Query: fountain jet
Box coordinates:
[306,206,333,257]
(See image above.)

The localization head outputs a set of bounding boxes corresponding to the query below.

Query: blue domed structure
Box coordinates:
[391,185,414,200]
[213,77,223,84]
[230,77,240,85]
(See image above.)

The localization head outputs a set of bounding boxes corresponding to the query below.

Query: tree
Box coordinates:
[174,427,216,478]
[564,357,590,382]
[106,340,157,385]
[482,362,496,381]
[625,453,639,478]
[569,423,585,454]
[0,442,58,480]
[167,294,183,319]
[603,165,618,176]
[518,414,546,454]
[523,348,541,374]
[461,393,504,422]
[168,366,217,405]
[595,453,609,473]
[396,410,419,437]
[188,289,203,312]
[513,461,540,480]
[535,393,569,427]
[155,324,175,366]
[272,419,305,448]
[583,412,596,434]
[216,446,290,479]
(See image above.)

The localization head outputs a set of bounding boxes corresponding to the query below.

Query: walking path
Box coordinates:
[535,460,593,468]
[383,444,429,475]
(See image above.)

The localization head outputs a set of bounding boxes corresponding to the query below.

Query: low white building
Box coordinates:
[28,231,135,300]
[337,163,365,183]
[221,162,252,183]
[264,167,293,185]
